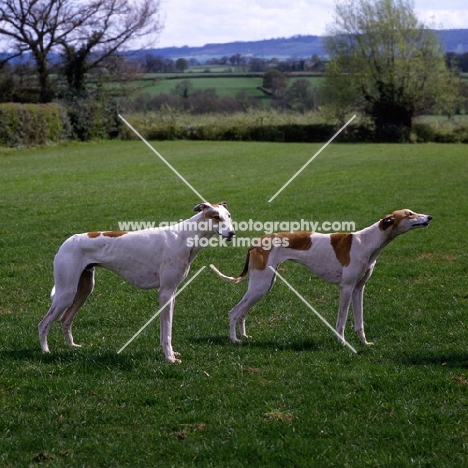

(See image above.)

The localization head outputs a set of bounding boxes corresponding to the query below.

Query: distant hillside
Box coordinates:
[435,29,468,54]
[137,35,325,61]
[138,29,468,61]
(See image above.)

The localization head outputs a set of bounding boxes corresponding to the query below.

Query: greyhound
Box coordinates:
[210,209,432,346]
[39,202,235,362]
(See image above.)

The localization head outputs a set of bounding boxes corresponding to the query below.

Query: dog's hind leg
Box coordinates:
[229,268,277,344]
[38,255,91,353]
[60,267,95,349]
[39,288,77,353]
[335,283,354,345]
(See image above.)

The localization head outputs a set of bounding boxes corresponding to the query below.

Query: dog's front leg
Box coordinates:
[352,268,374,345]
[158,290,181,363]
[352,283,374,345]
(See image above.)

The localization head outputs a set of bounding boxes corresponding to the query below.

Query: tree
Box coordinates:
[173,80,193,99]
[287,79,317,113]
[0,0,162,101]
[263,69,287,98]
[323,0,460,141]
[175,58,188,73]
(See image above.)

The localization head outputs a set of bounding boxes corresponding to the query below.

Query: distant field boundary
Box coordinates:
[1,102,468,147]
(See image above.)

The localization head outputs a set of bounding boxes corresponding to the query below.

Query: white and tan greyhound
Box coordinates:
[210,209,432,347]
[39,202,235,362]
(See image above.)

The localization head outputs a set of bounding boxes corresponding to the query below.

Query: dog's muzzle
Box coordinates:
[223,230,236,241]
[414,215,433,227]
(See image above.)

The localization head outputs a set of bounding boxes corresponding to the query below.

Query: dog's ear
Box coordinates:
[193,202,210,212]
[217,201,228,208]
[380,215,395,231]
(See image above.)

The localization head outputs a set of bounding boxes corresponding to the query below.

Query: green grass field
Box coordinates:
[0,140,467,466]
[133,75,324,100]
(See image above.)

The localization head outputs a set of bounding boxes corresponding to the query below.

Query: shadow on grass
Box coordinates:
[399,351,468,368]
[0,347,152,370]
[192,335,320,352]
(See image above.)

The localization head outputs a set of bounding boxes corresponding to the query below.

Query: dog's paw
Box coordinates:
[363,340,374,346]
[231,337,243,345]
[167,355,182,364]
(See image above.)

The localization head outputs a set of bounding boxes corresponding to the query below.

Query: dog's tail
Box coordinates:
[209,249,251,283]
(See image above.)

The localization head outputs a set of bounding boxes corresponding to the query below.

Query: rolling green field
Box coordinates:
[133,75,324,99]
[0,140,467,466]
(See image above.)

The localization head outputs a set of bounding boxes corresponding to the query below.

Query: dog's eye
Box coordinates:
[214,215,221,220]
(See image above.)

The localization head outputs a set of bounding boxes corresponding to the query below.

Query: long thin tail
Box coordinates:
[209,249,251,283]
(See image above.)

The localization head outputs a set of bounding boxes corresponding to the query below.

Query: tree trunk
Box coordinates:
[370,81,413,142]
[34,52,54,103]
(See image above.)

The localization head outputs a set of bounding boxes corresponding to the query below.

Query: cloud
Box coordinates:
[155,0,468,49]
[157,0,334,48]
[417,9,468,30]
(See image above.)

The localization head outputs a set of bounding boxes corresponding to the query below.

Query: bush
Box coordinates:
[0,103,70,147]
[66,95,121,141]
[413,123,436,142]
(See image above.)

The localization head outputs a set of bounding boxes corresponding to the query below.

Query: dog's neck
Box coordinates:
[172,212,218,239]
[355,220,400,261]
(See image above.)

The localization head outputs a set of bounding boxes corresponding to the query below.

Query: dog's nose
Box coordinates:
[227,230,235,240]
[427,216,433,221]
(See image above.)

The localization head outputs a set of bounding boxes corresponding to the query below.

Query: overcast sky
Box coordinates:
[154,0,468,49]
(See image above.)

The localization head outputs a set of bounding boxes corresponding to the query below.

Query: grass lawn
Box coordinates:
[0,140,467,466]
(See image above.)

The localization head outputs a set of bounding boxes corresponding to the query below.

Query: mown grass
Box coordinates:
[0,140,467,466]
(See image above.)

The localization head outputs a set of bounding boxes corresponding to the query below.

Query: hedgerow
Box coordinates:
[0,103,467,147]
[0,103,70,147]
[0,99,121,147]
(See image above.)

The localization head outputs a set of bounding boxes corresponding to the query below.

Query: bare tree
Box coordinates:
[0,0,162,101]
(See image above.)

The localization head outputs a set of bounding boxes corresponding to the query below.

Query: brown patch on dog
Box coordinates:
[87,232,101,238]
[249,246,270,271]
[279,231,312,250]
[102,231,127,238]
[379,216,394,231]
[204,210,222,221]
[330,233,352,267]
[248,232,312,272]
[379,209,418,231]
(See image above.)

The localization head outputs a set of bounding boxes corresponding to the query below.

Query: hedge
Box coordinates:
[0,103,71,147]
[120,121,375,143]
[0,100,121,147]
[1,103,467,146]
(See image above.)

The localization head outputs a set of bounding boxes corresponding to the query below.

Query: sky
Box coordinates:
[153,0,468,49]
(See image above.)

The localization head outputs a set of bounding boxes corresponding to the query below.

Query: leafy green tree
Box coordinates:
[287,78,317,113]
[323,0,461,141]
[173,80,193,99]
[263,69,287,98]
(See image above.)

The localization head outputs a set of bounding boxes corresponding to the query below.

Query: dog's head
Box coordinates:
[379,209,432,235]
[193,201,236,241]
